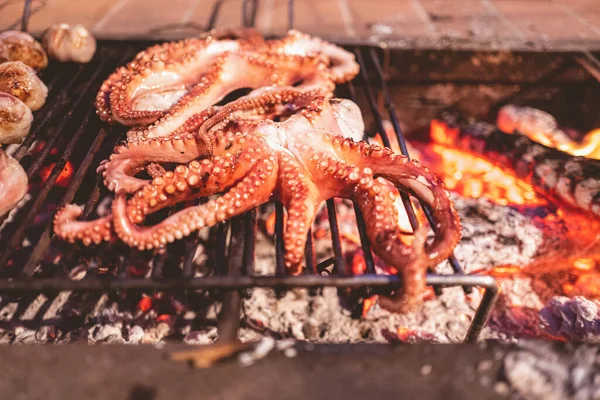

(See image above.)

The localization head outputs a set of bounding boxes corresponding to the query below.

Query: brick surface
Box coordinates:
[1,0,599,48]
[554,0,600,38]
[493,0,600,41]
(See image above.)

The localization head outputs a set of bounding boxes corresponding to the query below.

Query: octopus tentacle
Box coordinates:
[265,30,358,83]
[98,110,216,194]
[363,152,461,268]
[53,204,113,245]
[55,142,263,246]
[98,132,208,194]
[277,154,322,274]
[95,30,358,128]
[288,130,461,311]
[113,154,278,250]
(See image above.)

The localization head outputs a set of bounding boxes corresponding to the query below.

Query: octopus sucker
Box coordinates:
[55,30,461,312]
[53,204,113,245]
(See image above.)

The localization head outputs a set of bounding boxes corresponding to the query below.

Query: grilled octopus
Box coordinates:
[54,30,462,312]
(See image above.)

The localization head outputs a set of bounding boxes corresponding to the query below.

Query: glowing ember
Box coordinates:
[30,142,75,187]
[573,258,596,271]
[39,161,74,187]
[362,296,377,316]
[264,210,277,236]
[138,295,153,312]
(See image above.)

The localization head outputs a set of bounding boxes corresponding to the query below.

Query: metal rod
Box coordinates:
[304,228,316,274]
[0,274,497,292]
[0,107,97,269]
[464,281,499,343]
[182,198,205,278]
[287,0,294,30]
[206,0,223,30]
[242,209,257,276]
[213,222,230,276]
[274,202,286,276]
[352,204,375,274]
[216,215,245,343]
[326,200,346,275]
[20,0,32,32]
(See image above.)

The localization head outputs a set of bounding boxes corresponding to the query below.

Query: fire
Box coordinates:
[30,142,75,187]
[39,161,74,187]
[424,120,546,207]
[362,296,377,316]
[516,128,600,160]
[496,105,600,160]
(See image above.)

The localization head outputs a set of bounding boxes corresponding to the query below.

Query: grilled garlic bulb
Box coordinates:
[42,24,96,63]
[0,30,48,71]
[0,61,48,111]
[0,147,28,217]
[0,93,32,144]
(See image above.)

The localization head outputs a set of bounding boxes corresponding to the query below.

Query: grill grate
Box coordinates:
[0,0,499,343]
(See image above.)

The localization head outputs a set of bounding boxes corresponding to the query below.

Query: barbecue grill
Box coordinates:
[0,0,502,344]
[2,0,600,352]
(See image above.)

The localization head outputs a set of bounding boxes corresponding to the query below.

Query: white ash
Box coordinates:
[449,195,543,274]
[503,341,600,400]
[240,196,543,344]
[0,194,553,345]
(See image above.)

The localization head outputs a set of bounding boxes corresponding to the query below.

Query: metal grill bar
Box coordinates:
[0,48,126,269]
[0,0,501,343]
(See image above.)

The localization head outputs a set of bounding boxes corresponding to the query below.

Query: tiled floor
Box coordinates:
[1,0,599,49]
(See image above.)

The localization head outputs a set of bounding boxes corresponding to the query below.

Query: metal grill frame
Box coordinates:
[0,0,502,343]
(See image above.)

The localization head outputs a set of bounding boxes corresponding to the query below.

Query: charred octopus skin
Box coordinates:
[42,24,97,63]
[0,92,33,144]
[0,61,48,111]
[0,30,48,71]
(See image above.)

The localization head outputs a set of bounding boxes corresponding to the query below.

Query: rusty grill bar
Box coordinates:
[0,0,501,343]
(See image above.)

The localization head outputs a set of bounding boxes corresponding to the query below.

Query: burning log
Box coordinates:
[431,114,600,218]
[497,104,600,160]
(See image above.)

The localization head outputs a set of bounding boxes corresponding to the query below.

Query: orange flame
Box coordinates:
[39,161,74,188]
[30,142,75,187]
[362,296,377,316]
[423,120,546,207]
